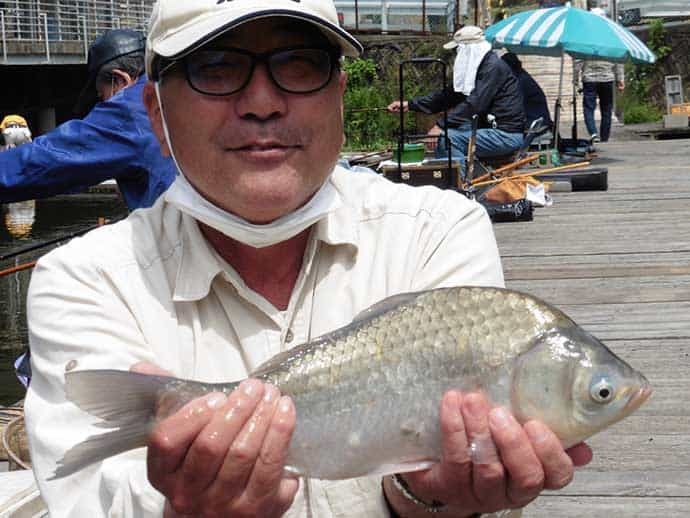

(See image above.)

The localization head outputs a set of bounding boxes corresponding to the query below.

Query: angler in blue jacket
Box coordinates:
[0,29,176,210]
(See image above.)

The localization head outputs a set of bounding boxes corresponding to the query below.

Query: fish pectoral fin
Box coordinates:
[362,460,437,478]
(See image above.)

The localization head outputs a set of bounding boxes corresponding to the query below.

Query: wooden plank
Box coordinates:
[524,496,690,517]
[538,302,690,340]
[553,471,690,498]
[505,276,690,304]
[503,252,690,281]
[489,137,690,516]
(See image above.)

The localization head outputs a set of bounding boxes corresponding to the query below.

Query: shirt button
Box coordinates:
[285,329,294,343]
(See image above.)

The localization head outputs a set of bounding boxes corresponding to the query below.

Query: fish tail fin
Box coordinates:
[51,370,170,479]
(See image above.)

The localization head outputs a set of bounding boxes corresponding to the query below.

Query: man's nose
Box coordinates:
[234,63,287,121]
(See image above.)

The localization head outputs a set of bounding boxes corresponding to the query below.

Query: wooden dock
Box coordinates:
[494,138,690,516]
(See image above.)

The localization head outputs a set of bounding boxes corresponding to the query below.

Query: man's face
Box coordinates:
[145,18,348,224]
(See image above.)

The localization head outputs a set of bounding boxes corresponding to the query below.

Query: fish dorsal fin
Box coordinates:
[250,291,424,379]
[351,290,425,324]
[250,345,309,379]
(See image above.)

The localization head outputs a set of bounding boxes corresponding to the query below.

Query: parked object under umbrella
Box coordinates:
[485,5,656,149]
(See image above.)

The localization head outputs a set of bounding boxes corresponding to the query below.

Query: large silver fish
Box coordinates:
[53,286,651,480]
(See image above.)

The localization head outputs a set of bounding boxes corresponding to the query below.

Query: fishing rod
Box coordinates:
[0,261,37,278]
[0,216,123,262]
[346,107,390,113]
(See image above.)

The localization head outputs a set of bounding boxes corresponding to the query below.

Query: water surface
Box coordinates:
[1,193,128,406]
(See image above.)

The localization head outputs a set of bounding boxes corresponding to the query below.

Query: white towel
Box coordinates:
[453,40,492,95]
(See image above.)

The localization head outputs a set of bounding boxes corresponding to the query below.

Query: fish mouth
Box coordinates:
[625,378,652,413]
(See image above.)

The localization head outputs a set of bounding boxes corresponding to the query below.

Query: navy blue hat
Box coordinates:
[74,29,145,116]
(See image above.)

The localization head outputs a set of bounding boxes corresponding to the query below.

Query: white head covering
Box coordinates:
[446,26,492,95]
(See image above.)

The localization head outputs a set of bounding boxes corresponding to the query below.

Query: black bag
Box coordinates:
[480,199,534,223]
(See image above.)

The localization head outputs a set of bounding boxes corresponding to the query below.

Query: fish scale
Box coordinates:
[53,286,651,481]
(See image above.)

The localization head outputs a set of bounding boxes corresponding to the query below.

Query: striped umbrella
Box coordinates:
[485,5,656,145]
[485,5,656,64]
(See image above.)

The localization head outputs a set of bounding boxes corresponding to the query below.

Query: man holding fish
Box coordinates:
[24,1,650,517]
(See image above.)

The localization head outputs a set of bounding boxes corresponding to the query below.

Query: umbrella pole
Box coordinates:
[554,53,564,152]
[572,60,578,142]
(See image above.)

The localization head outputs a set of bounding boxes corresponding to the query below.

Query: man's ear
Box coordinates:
[111,69,135,91]
[338,70,347,147]
[143,81,171,157]
[338,69,348,96]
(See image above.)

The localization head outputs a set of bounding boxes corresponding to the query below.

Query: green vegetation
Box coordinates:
[343,53,449,151]
[620,19,669,124]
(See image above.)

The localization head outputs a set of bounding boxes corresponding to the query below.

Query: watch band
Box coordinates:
[383,474,483,517]
[391,473,449,514]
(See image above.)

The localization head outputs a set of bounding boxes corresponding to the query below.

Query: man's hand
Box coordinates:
[617,80,625,91]
[131,363,298,518]
[425,125,443,152]
[387,391,591,516]
[387,100,409,113]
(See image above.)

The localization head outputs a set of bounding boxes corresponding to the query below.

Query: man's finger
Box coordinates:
[131,361,173,376]
[464,394,505,504]
[566,442,593,467]
[244,396,296,503]
[524,421,574,490]
[489,408,543,507]
[178,380,265,495]
[147,391,228,480]
[213,383,279,492]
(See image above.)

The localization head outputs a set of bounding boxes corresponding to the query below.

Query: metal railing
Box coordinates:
[1,0,154,62]
[0,0,486,64]
[335,0,468,33]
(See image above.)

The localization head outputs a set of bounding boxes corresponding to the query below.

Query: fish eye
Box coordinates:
[590,379,614,404]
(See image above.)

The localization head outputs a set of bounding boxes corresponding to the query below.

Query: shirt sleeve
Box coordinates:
[0,95,146,204]
[23,235,165,518]
[409,87,467,124]
[411,190,505,291]
[615,64,625,82]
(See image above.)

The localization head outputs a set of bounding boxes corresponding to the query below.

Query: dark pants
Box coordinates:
[582,81,614,142]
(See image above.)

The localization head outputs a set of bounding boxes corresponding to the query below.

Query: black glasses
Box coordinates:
[163,46,339,96]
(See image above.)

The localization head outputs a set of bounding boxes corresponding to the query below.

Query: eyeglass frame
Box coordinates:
[155,45,343,96]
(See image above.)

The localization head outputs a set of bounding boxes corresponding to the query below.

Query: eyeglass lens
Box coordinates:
[184,47,335,96]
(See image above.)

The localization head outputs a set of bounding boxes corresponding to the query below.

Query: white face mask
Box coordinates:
[154,83,342,249]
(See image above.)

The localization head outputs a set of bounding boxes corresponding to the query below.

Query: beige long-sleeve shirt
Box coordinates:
[25,166,512,517]
[575,59,625,84]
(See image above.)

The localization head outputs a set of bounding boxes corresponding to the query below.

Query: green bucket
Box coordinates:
[393,143,425,163]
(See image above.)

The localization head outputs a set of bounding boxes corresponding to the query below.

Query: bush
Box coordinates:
[621,18,669,124]
[342,52,450,152]
[622,103,663,124]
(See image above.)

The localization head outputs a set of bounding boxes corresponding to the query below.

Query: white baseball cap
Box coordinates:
[146,0,363,78]
[443,25,486,50]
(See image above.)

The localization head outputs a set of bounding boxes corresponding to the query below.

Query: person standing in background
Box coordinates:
[575,8,625,143]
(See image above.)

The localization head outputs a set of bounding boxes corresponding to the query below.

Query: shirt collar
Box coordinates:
[171,169,360,302]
